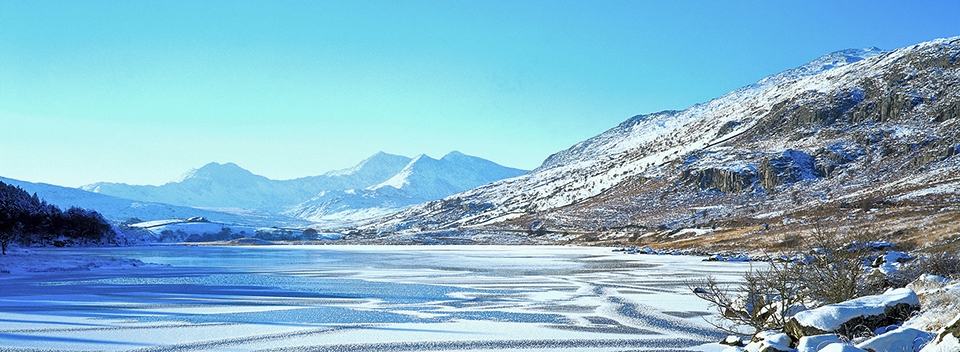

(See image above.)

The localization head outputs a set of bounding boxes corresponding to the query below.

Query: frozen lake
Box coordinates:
[0,246,751,351]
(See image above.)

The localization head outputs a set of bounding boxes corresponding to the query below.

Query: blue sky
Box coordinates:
[2,0,958,187]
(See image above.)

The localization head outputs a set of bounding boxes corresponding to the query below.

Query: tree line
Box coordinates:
[0,181,113,255]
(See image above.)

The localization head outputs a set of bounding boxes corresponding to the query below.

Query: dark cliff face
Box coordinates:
[681,167,757,193]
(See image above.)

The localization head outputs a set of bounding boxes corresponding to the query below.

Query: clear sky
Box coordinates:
[2,0,958,187]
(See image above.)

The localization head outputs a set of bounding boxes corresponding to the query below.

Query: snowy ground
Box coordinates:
[0,246,752,351]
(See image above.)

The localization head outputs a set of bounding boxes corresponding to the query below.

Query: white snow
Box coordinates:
[791,288,919,332]
[893,181,960,201]
[745,331,794,352]
[672,228,715,238]
[856,327,934,352]
[920,315,960,352]
[797,334,845,352]
[819,343,867,352]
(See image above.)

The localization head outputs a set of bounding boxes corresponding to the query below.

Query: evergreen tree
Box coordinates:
[0,181,113,254]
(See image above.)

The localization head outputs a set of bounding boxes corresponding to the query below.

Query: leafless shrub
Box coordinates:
[914,251,960,279]
[799,224,885,304]
[888,251,960,287]
[688,260,808,336]
[688,223,894,337]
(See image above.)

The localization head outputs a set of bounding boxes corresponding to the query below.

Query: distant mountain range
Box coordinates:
[285,152,527,224]
[0,176,291,227]
[74,151,525,225]
[371,36,960,247]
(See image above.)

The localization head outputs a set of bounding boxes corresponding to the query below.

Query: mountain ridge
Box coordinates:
[81,151,526,223]
[368,36,960,248]
[0,176,297,226]
[284,152,527,224]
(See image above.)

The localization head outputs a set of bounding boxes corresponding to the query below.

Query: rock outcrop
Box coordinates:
[921,315,960,352]
[784,288,920,340]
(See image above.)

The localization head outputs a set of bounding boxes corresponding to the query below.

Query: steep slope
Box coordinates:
[373,152,527,199]
[0,176,292,226]
[82,152,412,213]
[285,152,527,224]
[290,152,413,192]
[373,37,960,242]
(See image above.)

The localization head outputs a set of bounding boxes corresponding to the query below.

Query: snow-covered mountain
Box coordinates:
[81,151,526,224]
[0,176,294,226]
[284,152,527,224]
[373,36,960,241]
[82,152,413,213]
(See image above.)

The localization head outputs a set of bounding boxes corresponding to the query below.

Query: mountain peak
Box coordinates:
[410,154,439,163]
[179,162,257,182]
[441,151,468,160]
[759,46,887,86]
[368,151,397,159]
[326,152,412,177]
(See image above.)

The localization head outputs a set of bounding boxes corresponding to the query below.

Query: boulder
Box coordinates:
[797,334,845,352]
[747,331,796,352]
[720,335,748,347]
[856,327,933,352]
[818,343,868,352]
[784,288,920,340]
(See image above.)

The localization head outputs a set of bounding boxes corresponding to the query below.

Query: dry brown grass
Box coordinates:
[579,203,960,253]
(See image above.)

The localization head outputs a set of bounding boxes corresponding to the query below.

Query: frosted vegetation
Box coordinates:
[682,227,960,352]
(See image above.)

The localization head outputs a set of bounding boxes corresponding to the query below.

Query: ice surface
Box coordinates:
[0,246,754,351]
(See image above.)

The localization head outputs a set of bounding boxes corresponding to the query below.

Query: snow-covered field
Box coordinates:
[0,246,753,352]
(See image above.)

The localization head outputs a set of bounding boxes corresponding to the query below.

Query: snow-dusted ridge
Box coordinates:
[284,151,527,224]
[0,176,295,226]
[76,151,526,225]
[374,36,960,232]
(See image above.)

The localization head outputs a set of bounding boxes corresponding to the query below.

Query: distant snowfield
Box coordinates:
[0,246,751,351]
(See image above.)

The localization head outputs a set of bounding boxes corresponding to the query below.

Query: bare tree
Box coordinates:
[689,259,808,336]
[801,224,883,304]
[688,223,887,336]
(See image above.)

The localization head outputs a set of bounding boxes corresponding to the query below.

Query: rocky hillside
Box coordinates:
[371,37,960,248]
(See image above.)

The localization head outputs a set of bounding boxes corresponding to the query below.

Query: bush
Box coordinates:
[689,225,890,337]
[799,226,885,304]
[689,260,809,335]
[887,251,960,287]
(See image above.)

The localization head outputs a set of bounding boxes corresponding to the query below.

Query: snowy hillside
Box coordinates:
[0,176,294,226]
[373,36,960,239]
[285,152,527,224]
